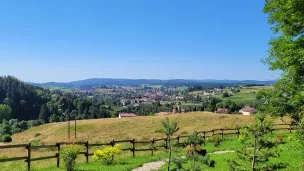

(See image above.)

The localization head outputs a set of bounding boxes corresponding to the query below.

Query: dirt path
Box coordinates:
[131,159,167,171]
[131,150,235,171]
[211,150,235,154]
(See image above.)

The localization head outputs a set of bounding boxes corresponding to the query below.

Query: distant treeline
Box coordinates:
[32,78,275,89]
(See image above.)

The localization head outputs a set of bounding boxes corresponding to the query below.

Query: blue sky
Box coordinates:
[0,0,278,83]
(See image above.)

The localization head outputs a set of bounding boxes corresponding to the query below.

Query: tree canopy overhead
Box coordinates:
[262,0,304,121]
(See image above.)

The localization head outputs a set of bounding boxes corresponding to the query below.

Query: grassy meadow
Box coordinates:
[215,86,272,104]
[188,86,273,105]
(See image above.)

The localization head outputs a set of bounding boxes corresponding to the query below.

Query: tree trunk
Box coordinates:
[168,136,171,171]
[252,136,257,171]
[192,143,196,168]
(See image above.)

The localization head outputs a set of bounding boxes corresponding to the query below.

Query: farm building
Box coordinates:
[239,106,257,115]
[155,112,170,116]
[216,108,228,114]
[118,113,137,118]
[120,99,136,106]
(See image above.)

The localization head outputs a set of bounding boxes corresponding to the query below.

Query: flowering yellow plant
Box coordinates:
[92,144,122,164]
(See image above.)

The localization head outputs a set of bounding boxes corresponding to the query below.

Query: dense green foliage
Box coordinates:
[216,100,241,114]
[0,104,12,122]
[1,134,12,142]
[262,0,304,121]
[0,119,43,142]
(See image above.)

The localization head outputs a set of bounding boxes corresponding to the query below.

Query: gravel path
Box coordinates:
[211,150,235,154]
[131,159,167,171]
[131,150,235,171]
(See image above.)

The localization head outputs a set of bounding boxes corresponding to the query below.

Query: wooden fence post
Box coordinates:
[85,141,89,163]
[203,131,206,145]
[56,143,60,167]
[237,127,240,138]
[132,139,135,157]
[221,129,224,140]
[289,124,292,133]
[177,135,180,145]
[26,143,31,171]
[111,140,115,160]
[151,138,155,156]
[212,130,215,136]
[165,138,168,149]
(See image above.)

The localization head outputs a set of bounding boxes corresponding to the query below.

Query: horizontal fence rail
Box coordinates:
[0,123,297,170]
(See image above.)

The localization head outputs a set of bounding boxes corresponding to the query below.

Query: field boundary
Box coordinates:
[0,123,297,170]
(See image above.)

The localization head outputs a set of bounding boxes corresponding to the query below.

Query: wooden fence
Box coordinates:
[0,123,297,170]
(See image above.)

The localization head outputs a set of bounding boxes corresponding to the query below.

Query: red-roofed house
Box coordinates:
[155,112,170,116]
[118,113,137,118]
[239,106,257,115]
[216,108,228,114]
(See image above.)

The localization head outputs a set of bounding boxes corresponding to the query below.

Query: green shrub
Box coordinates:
[27,120,43,129]
[34,133,41,137]
[172,157,185,170]
[59,145,82,171]
[1,134,12,142]
[208,136,222,147]
[0,155,8,160]
[93,144,122,165]
[31,140,41,146]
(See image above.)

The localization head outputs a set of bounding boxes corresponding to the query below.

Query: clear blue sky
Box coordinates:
[0,0,279,83]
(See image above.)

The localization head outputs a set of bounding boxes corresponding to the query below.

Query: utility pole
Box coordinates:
[73,100,77,139]
[68,98,70,140]
[74,118,76,139]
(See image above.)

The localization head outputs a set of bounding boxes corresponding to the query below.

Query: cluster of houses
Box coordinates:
[120,97,157,106]
[202,89,222,96]
[118,106,257,119]
[155,106,185,116]
[216,106,257,115]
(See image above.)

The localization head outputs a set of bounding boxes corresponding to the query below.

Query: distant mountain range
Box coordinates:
[30,78,276,89]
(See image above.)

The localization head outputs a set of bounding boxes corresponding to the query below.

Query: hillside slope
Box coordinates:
[12,112,255,143]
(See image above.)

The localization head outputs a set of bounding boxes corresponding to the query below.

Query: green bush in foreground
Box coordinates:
[297,117,304,169]
[59,145,82,171]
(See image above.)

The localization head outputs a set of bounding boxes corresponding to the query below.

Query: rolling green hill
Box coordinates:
[215,86,272,104]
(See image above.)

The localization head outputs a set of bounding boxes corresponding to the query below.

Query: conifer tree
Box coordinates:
[229,114,285,171]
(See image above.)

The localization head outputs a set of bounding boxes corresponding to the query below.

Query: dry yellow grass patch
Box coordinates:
[12,112,255,143]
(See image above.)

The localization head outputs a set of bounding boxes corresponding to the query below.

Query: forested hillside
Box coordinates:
[0,76,118,123]
[0,76,49,120]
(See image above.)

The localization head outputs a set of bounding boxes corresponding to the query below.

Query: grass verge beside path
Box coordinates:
[34,153,169,171]
[161,133,303,171]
